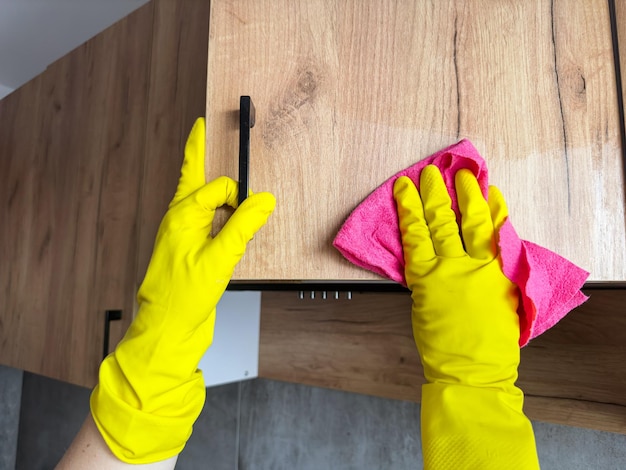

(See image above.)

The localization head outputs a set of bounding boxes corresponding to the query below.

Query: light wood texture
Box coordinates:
[259,289,626,434]
[0,3,154,386]
[206,0,626,282]
[259,292,421,399]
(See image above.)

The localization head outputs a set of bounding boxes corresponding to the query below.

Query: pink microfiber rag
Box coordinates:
[333,139,589,346]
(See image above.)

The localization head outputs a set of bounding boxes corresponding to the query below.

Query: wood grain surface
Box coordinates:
[205,0,626,282]
[136,0,211,294]
[0,76,45,374]
[0,0,211,387]
[259,289,626,434]
[0,3,154,386]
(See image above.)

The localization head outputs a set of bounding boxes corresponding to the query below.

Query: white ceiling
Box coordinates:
[0,0,149,99]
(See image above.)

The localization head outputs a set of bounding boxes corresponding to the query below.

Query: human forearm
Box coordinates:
[56,414,178,470]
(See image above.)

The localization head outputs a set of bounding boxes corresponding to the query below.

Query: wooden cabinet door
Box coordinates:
[0,0,212,387]
[205,0,626,283]
[0,3,153,387]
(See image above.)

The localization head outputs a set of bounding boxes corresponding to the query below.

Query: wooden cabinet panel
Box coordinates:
[259,292,420,400]
[0,3,154,387]
[137,0,212,286]
[259,289,626,434]
[205,0,625,282]
[0,0,212,387]
[0,76,44,371]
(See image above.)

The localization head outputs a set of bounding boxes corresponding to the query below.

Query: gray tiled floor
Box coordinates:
[238,379,422,470]
[176,382,240,470]
[13,373,240,470]
[6,374,626,469]
[0,365,22,470]
[16,373,91,469]
[533,421,626,470]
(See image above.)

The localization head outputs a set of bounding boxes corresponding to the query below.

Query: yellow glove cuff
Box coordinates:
[421,383,539,470]
[90,354,206,464]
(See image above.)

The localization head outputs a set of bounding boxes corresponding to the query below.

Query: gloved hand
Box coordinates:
[90,118,276,464]
[393,165,539,469]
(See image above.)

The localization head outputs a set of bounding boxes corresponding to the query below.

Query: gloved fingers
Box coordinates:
[420,165,465,258]
[188,176,239,230]
[157,176,237,240]
[488,185,509,230]
[211,191,276,264]
[170,118,207,208]
[456,169,496,260]
[393,176,436,261]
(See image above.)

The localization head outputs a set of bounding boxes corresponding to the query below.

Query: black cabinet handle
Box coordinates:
[103,310,122,360]
[238,95,255,206]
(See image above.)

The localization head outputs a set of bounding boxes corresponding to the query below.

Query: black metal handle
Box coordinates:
[103,310,122,359]
[238,96,255,206]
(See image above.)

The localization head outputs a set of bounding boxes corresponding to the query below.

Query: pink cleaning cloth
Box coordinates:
[333,139,589,346]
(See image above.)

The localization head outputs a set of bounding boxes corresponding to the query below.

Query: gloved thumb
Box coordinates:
[170,118,207,208]
[213,191,276,262]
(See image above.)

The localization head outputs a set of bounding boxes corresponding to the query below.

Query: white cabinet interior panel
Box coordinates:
[199,291,261,388]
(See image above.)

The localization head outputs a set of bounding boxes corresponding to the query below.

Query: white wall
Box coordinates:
[0,0,149,97]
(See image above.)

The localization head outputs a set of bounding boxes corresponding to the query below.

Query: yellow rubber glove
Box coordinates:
[90,118,276,464]
[393,165,539,470]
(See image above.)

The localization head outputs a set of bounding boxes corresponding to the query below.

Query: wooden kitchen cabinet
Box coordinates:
[0,3,154,387]
[205,0,626,283]
[205,0,626,434]
[259,288,626,434]
[1,0,624,440]
[0,0,211,388]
